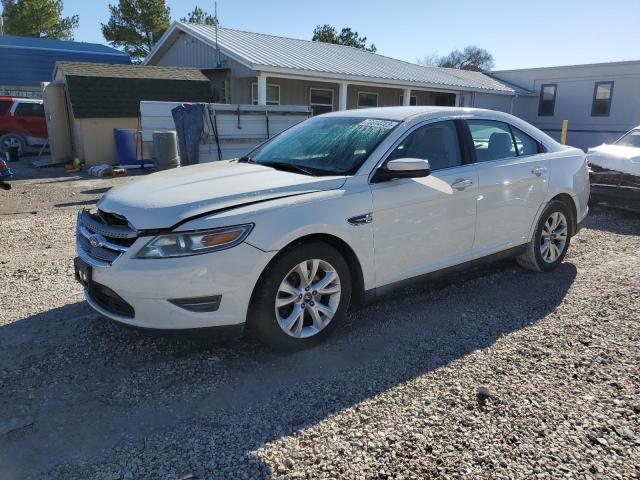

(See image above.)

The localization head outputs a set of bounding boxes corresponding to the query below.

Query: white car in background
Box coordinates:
[75,107,589,350]
[587,126,640,212]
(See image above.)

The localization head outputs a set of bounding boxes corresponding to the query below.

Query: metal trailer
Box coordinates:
[140,102,311,162]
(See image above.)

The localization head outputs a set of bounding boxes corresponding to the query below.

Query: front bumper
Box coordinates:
[81,241,275,330]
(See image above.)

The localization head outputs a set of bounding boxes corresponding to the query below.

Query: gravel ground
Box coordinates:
[0,163,639,479]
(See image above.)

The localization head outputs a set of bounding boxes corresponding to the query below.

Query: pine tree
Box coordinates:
[102,0,170,63]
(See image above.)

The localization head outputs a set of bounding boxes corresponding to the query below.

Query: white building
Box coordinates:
[492,61,640,150]
[146,22,640,151]
[145,22,531,115]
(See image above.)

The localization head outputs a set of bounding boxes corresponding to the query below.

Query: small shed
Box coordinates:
[49,62,213,165]
[0,35,130,98]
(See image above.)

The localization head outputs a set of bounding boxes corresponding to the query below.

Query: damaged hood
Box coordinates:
[587,144,640,177]
[97,161,346,230]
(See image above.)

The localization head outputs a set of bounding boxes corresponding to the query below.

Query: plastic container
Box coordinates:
[7,146,19,162]
[153,130,180,170]
[113,128,138,165]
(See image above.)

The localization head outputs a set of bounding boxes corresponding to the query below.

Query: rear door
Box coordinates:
[466,119,549,257]
[370,120,478,287]
[12,102,48,140]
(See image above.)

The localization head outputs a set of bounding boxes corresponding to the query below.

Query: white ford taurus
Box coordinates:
[75,107,589,350]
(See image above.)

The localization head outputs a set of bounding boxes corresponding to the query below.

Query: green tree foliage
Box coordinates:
[180,6,216,26]
[101,0,170,63]
[1,0,79,40]
[312,24,376,52]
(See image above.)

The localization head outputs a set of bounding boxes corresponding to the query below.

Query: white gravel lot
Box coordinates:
[0,163,639,479]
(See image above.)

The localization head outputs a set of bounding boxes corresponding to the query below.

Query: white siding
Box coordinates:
[155,32,255,77]
[495,62,640,150]
[472,93,513,113]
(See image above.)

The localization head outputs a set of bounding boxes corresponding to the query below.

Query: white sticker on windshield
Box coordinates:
[357,119,398,130]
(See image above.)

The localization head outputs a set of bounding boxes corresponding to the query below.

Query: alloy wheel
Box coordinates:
[1,135,23,153]
[275,259,341,338]
[540,211,568,263]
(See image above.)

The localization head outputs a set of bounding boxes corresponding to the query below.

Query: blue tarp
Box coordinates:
[171,104,204,166]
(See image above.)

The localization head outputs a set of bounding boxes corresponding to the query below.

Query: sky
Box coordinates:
[50,0,640,69]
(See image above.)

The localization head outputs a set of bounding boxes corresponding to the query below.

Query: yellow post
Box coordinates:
[560,120,569,145]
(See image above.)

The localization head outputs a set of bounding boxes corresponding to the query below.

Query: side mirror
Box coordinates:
[373,158,431,182]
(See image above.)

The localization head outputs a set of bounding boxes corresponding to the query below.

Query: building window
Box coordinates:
[309,88,334,115]
[251,83,280,105]
[591,81,614,117]
[357,92,378,109]
[538,84,557,116]
[398,95,417,106]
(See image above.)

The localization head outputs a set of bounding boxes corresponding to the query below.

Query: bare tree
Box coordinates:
[437,46,494,72]
[416,52,440,67]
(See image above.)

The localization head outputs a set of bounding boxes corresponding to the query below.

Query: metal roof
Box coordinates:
[0,35,130,87]
[147,23,530,96]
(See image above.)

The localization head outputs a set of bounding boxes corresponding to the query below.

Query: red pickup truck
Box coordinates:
[0,96,48,155]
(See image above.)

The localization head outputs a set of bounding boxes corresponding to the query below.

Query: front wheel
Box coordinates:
[248,241,352,351]
[517,200,572,272]
[0,133,26,156]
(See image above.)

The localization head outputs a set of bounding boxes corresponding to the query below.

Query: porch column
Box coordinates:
[402,88,412,106]
[257,74,267,106]
[338,82,348,111]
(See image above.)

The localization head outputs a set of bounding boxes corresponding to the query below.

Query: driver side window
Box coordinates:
[387,121,461,171]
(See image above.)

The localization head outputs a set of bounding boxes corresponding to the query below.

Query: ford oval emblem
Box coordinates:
[89,234,102,248]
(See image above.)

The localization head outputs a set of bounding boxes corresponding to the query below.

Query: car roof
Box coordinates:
[322,106,508,122]
[0,96,42,103]
[324,106,565,154]
[12,98,43,103]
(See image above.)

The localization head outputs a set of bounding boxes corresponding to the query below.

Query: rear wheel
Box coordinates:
[517,200,572,272]
[0,133,26,156]
[248,241,351,351]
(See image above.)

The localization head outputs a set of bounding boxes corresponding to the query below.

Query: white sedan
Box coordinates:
[75,107,589,350]
[587,126,640,212]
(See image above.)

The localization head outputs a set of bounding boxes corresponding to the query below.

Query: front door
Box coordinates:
[370,120,478,288]
[466,119,549,257]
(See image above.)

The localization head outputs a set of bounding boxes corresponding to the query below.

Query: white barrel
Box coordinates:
[153,130,180,170]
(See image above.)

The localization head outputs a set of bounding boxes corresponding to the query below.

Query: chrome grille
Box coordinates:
[76,210,138,267]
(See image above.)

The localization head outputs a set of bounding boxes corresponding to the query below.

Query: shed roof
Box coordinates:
[55,61,209,81]
[0,35,130,87]
[56,62,212,118]
[146,23,532,96]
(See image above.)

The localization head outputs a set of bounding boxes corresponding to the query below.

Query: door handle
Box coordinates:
[451,178,473,191]
[532,166,547,176]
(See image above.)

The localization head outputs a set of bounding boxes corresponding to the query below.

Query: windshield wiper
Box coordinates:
[260,161,315,176]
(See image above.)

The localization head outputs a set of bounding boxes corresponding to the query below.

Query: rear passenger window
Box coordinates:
[512,127,540,156]
[468,120,516,162]
[387,121,461,171]
[14,102,44,117]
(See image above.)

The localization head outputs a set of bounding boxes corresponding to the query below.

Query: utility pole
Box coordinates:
[214,1,221,67]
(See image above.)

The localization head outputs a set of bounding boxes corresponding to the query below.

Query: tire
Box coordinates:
[517,200,572,273]
[0,133,26,156]
[248,241,352,351]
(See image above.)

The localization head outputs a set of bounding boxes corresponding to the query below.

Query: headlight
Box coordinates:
[135,224,253,259]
